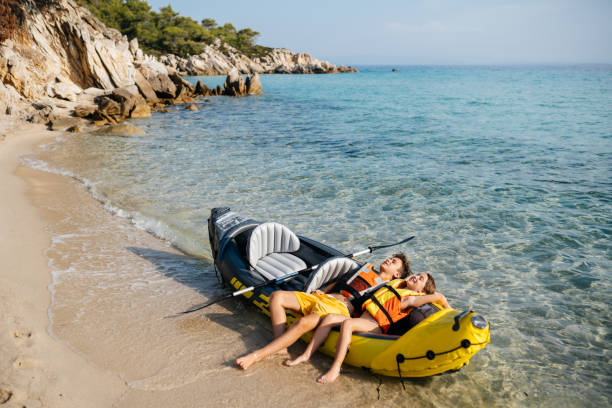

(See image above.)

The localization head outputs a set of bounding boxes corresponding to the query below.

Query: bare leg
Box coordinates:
[269,290,302,354]
[236,313,321,370]
[317,317,380,384]
[269,290,302,338]
[284,314,348,367]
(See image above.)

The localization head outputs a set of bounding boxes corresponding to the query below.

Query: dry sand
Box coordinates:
[0,123,126,407]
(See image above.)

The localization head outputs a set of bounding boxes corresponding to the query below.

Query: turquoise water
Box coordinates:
[32,65,611,405]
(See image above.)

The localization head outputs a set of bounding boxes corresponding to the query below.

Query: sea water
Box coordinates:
[26,65,611,406]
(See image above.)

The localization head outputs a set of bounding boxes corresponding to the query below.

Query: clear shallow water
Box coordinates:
[30,65,611,405]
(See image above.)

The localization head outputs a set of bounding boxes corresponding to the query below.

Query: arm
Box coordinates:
[401,292,450,309]
[314,281,337,295]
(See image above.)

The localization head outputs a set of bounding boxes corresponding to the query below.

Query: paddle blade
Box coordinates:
[370,236,415,251]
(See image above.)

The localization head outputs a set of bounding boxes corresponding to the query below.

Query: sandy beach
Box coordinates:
[0,124,126,407]
[1,126,419,408]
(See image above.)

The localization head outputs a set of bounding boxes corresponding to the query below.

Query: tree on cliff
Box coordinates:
[76,0,269,58]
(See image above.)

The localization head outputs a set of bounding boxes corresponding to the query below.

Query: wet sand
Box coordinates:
[0,123,485,407]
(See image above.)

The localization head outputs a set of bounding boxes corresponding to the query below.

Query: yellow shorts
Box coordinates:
[294,292,350,318]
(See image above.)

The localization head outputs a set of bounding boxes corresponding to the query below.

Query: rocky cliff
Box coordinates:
[0,0,356,129]
[159,39,358,76]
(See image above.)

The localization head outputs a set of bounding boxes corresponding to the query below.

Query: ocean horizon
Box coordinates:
[24,64,611,406]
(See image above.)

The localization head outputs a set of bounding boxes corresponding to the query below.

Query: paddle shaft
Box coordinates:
[175,235,415,316]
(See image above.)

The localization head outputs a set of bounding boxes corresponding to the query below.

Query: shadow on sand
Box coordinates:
[126,245,434,390]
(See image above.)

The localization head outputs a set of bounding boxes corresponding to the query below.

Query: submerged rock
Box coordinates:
[49,117,87,131]
[92,123,145,136]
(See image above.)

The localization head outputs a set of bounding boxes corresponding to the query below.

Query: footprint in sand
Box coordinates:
[0,389,12,404]
[11,330,34,347]
[12,358,38,369]
[12,330,32,339]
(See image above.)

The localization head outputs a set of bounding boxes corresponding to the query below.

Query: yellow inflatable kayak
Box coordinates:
[209,207,490,378]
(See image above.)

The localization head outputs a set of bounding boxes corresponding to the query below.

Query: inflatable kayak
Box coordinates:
[208,207,490,378]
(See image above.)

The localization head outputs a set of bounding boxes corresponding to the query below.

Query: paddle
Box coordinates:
[169,235,415,317]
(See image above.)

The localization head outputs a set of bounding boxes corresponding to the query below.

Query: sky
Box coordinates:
[146,0,612,65]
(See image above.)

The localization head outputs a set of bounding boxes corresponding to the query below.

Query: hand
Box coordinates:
[314,289,325,295]
[437,293,450,309]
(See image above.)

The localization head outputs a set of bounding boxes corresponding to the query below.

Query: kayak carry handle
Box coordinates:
[452,310,471,331]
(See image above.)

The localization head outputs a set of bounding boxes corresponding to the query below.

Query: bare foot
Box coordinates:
[317,367,340,384]
[283,354,309,367]
[236,352,259,370]
[274,348,289,356]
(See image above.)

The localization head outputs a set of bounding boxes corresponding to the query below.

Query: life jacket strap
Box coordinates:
[367,285,395,329]
[338,284,360,299]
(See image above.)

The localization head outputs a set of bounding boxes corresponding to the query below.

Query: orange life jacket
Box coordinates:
[338,264,385,297]
[335,264,387,313]
[361,279,425,333]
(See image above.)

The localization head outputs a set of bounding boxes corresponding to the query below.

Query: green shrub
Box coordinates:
[76,0,271,58]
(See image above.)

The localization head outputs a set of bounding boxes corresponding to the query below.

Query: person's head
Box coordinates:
[405,272,436,294]
[379,252,411,279]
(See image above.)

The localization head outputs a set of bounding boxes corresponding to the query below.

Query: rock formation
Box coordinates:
[0,0,356,130]
[159,39,358,76]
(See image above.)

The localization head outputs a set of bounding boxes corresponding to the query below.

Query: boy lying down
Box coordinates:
[237,271,449,384]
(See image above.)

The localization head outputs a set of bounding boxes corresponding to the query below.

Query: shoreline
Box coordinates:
[0,125,126,407]
[0,124,402,408]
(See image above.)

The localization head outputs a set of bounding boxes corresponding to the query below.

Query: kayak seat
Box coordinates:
[248,222,307,280]
[302,257,359,293]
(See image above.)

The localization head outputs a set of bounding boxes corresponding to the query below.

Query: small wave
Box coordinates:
[20,155,186,254]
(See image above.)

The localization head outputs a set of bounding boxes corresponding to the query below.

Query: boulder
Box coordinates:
[134,70,159,103]
[67,124,84,133]
[53,78,82,102]
[108,88,139,117]
[49,117,87,131]
[174,87,196,104]
[148,73,177,99]
[194,80,212,96]
[92,123,145,136]
[74,105,97,118]
[83,87,108,97]
[130,102,151,118]
[28,101,55,124]
[108,88,150,118]
[223,68,247,96]
[185,104,198,111]
[169,73,195,94]
[95,96,122,118]
[246,73,263,95]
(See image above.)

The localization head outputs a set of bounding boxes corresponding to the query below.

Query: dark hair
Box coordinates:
[392,252,411,278]
[424,273,436,294]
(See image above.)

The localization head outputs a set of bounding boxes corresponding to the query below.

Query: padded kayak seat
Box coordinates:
[302,257,359,293]
[248,222,307,280]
